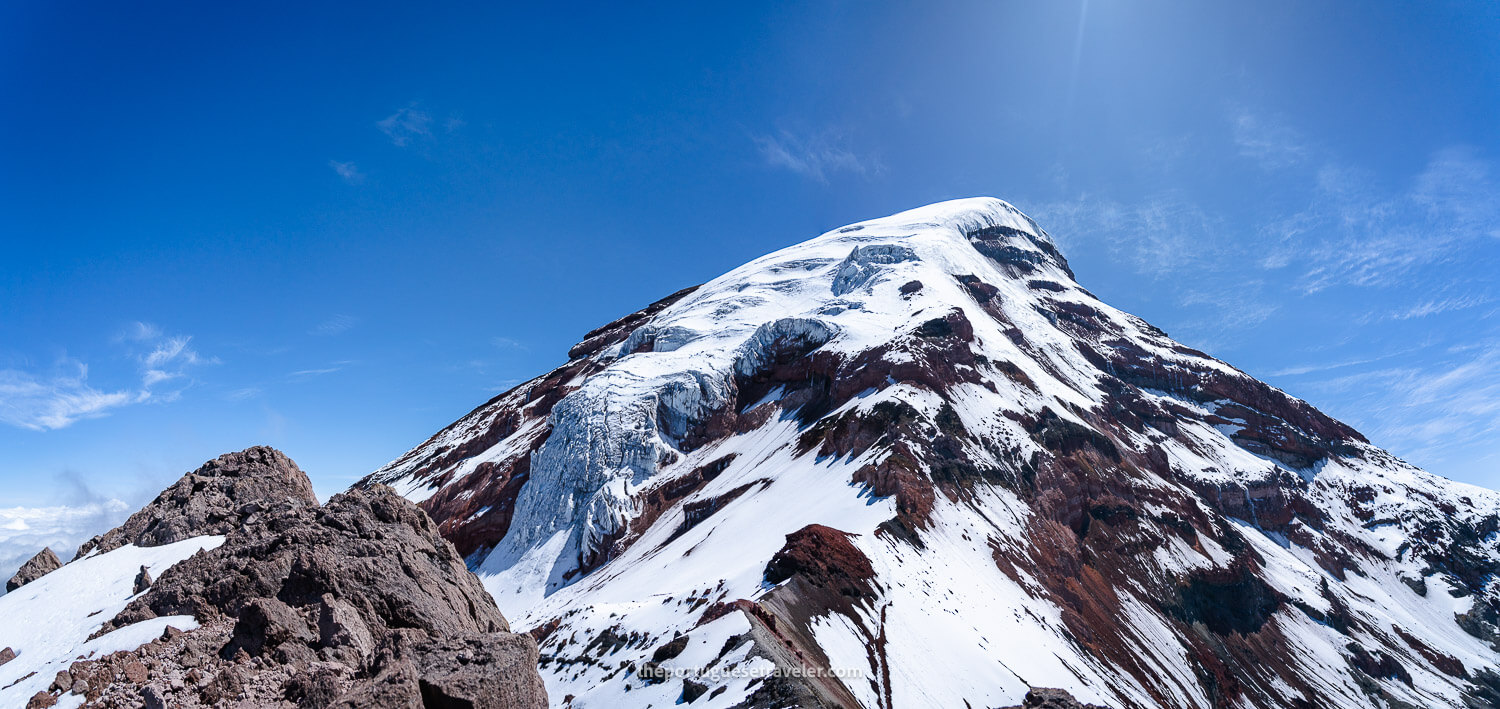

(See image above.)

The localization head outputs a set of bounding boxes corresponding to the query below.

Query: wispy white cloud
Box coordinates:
[1231,108,1308,170]
[753,129,881,183]
[143,335,203,369]
[377,104,433,147]
[1032,192,1229,279]
[1412,146,1500,239]
[141,369,177,387]
[288,360,353,379]
[1260,148,1499,293]
[224,387,262,402]
[289,367,341,378]
[328,160,364,184]
[1180,286,1279,329]
[0,362,139,431]
[1307,343,1500,470]
[136,331,210,393]
[123,321,161,342]
[312,314,358,336]
[0,323,212,432]
[1378,294,1493,322]
[1031,192,1280,351]
[1267,355,1390,377]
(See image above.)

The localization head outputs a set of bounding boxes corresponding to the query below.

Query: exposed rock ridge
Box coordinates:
[75,446,319,559]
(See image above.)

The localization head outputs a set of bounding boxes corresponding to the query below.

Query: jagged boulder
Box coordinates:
[75,446,318,558]
[6,547,61,592]
[132,565,153,594]
[24,690,55,709]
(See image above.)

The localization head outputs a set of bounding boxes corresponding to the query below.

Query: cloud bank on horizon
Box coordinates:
[0,501,131,596]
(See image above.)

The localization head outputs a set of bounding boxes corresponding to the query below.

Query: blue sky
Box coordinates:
[1,0,1498,517]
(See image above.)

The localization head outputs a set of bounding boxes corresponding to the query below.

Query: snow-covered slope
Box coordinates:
[0,536,223,707]
[365,197,1500,708]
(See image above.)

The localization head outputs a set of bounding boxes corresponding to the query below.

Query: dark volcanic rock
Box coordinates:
[1172,562,1284,636]
[76,446,318,558]
[1002,687,1113,709]
[682,677,709,703]
[226,596,318,659]
[73,450,545,708]
[140,685,168,709]
[6,547,61,592]
[132,565,153,594]
[651,634,689,663]
[334,629,544,709]
[108,484,510,645]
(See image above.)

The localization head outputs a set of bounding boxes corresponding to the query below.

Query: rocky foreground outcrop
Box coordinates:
[25,446,546,709]
[75,446,319,559]
[6,547,61,592]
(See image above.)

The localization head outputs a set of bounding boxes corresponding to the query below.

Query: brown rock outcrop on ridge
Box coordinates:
[33,447,546,709]
[75,446,319,559]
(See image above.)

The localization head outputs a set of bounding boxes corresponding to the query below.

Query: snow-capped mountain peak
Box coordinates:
[365,198,1500,708]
